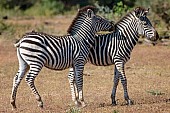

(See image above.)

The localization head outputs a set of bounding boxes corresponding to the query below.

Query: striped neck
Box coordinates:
[116,11,139,47]
[71,19,95,48]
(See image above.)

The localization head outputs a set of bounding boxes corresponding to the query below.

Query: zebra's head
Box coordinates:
[135,7,159,41]
[86,9,114,32]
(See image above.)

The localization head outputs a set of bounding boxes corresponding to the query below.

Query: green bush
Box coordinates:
[94,1,131,21]
[94,1,114,20]
[0,20,9,33]
[113,1,130,17]
[0,0,65,16]
[25,0,64,16]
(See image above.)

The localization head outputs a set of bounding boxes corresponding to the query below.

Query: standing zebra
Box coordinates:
[10,6,114,109]
[68,7,159,106]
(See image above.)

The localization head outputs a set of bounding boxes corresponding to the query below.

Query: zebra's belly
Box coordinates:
[44,65,71,70]
[88,54,114,66]
[89,60,114,66]
[44,56,73,70]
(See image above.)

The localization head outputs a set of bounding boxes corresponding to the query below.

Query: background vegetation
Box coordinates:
[0,0,170,41]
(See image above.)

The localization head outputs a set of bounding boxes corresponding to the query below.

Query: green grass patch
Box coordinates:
[66,106,81,113]
[147,90,165,96]
[113,110,119,113]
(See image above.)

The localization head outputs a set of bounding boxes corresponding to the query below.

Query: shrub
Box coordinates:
[94,1,114,20]
[94,1,131,21]
[113,1,130,17]
[25,0,64,16]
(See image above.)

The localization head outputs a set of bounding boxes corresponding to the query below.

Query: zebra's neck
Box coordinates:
[71,19,95,48]
[116,13,139,50]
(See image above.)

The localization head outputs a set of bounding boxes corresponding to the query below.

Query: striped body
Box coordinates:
[68,7,159,106]
[18,33,88,70]
[10,6,114,109]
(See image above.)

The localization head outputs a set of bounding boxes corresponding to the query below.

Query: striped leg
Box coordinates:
[68,68,79,105]
[11,49,29,110]
[115,63,133,105]
[74,64,86,107]
[25,65,43,108]
[111,66,119,105]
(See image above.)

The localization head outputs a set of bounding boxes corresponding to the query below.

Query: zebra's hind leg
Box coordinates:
[25,65,43,108]
[68,68,80,106]
[111,66,119,106]
[10,49,29,110]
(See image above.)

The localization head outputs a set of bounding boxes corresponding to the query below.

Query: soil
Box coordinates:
[0,16,169,113]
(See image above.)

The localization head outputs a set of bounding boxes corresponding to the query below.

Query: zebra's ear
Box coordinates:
[135,7,140,18]
[146,8,150,13]
[144,8,149,15]
[87,9,94,18]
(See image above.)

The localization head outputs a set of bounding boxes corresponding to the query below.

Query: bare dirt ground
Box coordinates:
[0,17,170,113]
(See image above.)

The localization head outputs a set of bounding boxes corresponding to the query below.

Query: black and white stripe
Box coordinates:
[68,7,159,105]
[10,6,114,109]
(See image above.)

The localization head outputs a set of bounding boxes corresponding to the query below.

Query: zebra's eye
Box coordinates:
[97,18,102,22]
[140,16,144,21]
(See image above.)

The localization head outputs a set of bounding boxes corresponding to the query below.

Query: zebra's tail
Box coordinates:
[14,39,21,47]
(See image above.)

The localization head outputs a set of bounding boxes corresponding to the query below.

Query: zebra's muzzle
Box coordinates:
[151,31,159,41]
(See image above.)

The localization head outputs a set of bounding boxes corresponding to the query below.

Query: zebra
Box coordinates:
[68,7,159,106]
[10,6,114,110]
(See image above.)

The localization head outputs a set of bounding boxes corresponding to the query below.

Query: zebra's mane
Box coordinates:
[115,7,147,26]
[23,30,69,38]
[67,5,97,34]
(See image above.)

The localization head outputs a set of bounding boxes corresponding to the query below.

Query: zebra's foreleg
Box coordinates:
[25,66,43,108]
[11,49,29,110]
[68,68,79,104]
[117,64,133,105]
[74,65,86,108]
[111,66,120,105]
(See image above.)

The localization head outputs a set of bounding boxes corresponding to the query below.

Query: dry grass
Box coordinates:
[0,16,170,113]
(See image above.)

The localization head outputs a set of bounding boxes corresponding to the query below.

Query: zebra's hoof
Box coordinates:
[75,101,86,108]
[12,106,17,111]
[11,101,17,110]
[75,101,82,108]
[111,101,117,106]
[80,101,86,108]
[38,104,43,108]
[38,102,43,108]
[127,99,134,105]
